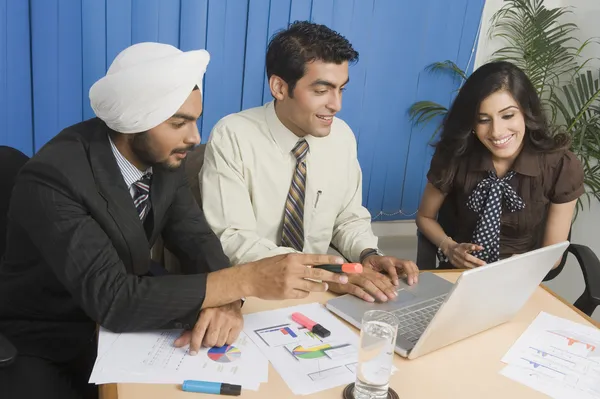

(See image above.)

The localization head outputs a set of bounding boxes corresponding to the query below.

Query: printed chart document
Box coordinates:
[244,302,360,395]
[89,327,268,391]
[500,311,600,399]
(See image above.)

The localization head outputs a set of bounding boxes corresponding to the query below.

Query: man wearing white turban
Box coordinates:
[0,42,347,399]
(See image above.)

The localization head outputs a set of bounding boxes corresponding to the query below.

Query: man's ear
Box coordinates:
[269,75,288,101]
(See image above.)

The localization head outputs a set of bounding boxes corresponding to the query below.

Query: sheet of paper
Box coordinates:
[88,327,120,384]
[90,329,268,391]
[500,311,600,399]
[244,302,360,396]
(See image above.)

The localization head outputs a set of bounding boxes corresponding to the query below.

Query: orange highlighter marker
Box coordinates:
[313,263,363,274]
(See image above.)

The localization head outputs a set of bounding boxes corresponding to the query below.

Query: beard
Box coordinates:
[131,132,194,171]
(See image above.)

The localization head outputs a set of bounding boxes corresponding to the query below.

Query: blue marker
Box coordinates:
[182,380,241,396]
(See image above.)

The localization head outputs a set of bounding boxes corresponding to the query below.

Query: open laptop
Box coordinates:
[326,241,569,359]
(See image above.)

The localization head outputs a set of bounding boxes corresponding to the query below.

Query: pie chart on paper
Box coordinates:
[207,345,242,363]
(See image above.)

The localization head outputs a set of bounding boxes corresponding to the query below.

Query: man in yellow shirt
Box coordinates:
[201,21,419,304]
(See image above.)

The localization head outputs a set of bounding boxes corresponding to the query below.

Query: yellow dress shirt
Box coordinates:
[200,101,378,265]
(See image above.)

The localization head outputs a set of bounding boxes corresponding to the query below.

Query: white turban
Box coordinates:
[89,42,210,134]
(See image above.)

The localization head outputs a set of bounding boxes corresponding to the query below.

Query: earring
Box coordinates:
[471,129,476,135]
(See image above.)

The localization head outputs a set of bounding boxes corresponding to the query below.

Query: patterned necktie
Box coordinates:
[132,174,152,221]
[466,170,525,263]
[281,139,309,251]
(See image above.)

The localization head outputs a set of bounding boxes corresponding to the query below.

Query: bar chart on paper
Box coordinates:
[548,331,599,354]
[501,312,600,399]
[255,324,301,347]
[244,303,361,395]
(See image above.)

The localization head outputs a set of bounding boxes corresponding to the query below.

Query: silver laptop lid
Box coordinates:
[408,241,569,359]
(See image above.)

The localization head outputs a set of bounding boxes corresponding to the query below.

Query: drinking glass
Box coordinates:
[353,310,399,399]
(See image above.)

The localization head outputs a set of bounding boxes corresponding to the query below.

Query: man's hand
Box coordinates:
[328,267,398,303]
[174,301,243,356]
[363,255,420,286]
[203,253,349,309]
[241,253,349,300]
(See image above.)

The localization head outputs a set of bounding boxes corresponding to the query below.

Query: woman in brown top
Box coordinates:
[416,61,584,269]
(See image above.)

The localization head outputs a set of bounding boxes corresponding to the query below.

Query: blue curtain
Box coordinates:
[0,0,33,156]
[0,0,484,220]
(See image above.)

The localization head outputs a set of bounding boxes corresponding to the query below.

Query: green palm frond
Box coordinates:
[424,60,468,81]
[408,101,448,125]
[408,101,448,141]
[406,61,467,141]
[554,68,600,204]
[488,0,591,102]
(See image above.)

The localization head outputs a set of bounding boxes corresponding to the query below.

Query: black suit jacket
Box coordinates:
[0,118,230,362]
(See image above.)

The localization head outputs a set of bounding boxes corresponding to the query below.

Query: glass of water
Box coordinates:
[354,310,399,399]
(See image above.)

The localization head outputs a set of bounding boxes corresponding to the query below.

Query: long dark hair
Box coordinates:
[434,61,569,188]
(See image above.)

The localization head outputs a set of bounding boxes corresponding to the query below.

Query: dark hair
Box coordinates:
[266,21,358,97]
[434,61,569,188]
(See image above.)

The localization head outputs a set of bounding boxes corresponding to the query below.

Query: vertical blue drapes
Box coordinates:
[0,0,484,220]
[0,0,33,156]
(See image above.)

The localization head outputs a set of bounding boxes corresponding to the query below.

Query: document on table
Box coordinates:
[243,302,361,396]
[89,327,268,391]
[500,311,600,399]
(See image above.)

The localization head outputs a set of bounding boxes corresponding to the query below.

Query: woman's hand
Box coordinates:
[443,241,487,269]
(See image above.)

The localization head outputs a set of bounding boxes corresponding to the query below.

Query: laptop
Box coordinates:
[326,241,569,359]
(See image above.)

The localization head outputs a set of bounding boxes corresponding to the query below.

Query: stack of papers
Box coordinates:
[89,327,268,391]
[243,303,361,395]
[501,312,600,399]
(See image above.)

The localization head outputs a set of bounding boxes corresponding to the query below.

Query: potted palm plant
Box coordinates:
[409,0,600,209]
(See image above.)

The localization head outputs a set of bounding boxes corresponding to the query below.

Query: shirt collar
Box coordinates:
[107,134,153,189]
[265,101,314,154]
[471,144,540,177]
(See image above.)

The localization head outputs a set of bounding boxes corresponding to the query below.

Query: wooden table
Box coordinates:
[100,270,599,399]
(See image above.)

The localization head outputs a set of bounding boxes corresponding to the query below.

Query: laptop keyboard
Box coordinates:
[391,294,447,344]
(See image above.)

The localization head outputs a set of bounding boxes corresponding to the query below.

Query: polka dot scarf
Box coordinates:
[466,170,525,263]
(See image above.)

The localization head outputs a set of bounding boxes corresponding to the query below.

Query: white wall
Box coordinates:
[474,0,600,321]
[564,0,600,68]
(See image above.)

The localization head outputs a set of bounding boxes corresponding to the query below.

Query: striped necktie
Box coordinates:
[281,139,309,251]
[132,174,152,221]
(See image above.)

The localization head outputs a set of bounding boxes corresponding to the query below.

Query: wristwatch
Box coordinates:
[359,248,385,264]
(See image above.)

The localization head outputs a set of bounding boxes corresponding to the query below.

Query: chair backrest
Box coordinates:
[151,144,206,272]
[416,198,457,270]
[184,144,206,207]
[0,146,29,258]
[416,196,569,280]
[542,230,570,281]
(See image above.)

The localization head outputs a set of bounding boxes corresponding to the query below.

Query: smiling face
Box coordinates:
[474,90,526,163]
[270,60,349,138]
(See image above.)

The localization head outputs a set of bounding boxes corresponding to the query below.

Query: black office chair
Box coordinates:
[416,198,600,317]
[0,146,29,367]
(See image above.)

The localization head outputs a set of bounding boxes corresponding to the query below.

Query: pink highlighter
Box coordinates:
[292,312,331,338]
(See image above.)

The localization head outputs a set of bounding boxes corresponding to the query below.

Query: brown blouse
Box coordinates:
[427,145,585,258]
